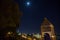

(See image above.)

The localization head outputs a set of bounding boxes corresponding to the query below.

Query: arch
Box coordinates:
[44,33,51,40]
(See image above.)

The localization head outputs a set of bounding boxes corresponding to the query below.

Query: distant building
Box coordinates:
[40,18,56,40]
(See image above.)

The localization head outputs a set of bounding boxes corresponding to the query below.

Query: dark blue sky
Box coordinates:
[15,0,60,34]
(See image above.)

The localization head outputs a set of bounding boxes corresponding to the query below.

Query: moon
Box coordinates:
[26,2,30,6]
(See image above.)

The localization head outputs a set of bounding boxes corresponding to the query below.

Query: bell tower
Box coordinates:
[40,18,56,40]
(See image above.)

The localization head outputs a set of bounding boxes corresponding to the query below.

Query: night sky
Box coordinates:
[15,0,59,34]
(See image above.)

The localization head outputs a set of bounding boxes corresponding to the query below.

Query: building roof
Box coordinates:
[41,17,52,25]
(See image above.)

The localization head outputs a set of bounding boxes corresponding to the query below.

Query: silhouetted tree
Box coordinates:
[0,0,22,39]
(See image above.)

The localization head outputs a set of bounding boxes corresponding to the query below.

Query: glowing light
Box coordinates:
[22,35,27,38]
[51,36,55,38]
[33,38,36,40]
[33,34,41,38]
[26,2,30,6]
[8,32,11,34]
